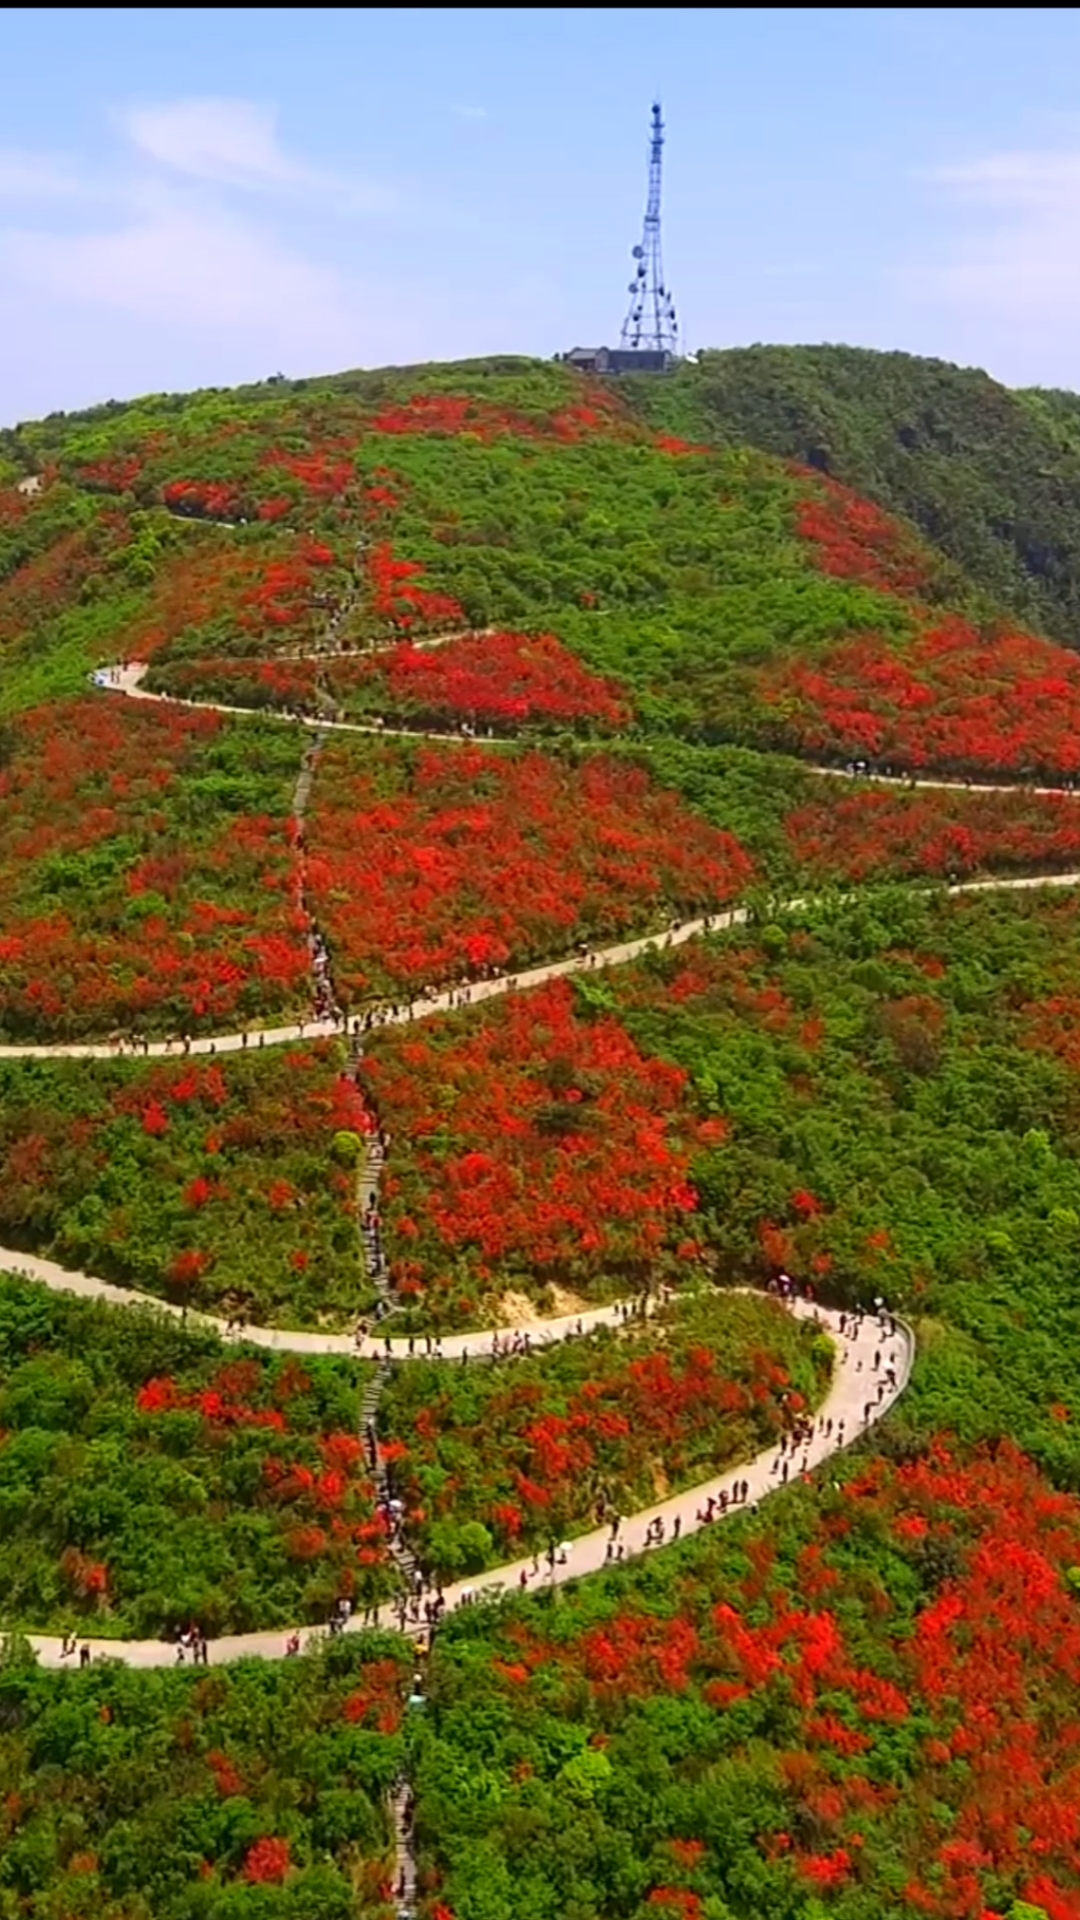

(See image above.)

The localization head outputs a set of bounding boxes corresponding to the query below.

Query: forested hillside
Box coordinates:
[627,344,1080,648]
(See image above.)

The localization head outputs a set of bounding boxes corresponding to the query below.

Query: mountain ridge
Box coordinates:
[626,341,1080,649]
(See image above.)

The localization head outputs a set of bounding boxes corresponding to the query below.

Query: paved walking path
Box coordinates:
[106,660,517,749]
[0,1244,650,1357]
[4,868,1080,1064]
[104,662,1080,801]
[22,1295,912,1670]
[810,762,1080,800]
[0,906,747,1059]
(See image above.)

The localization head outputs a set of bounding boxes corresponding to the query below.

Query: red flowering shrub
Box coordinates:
[60,1549,108,1598]
[0,698,308,1040]
[340,1657,406,1733]
[366,388,638,447]
[381,1290,828,1561]
[785,781,1080,883]
[361,976,699,1319]
[151,630,633,736]
[304,739,752,1003]
[242,1837,291,1884]
[793,470,939,597]
[758,617,1080,780]
[367,541,464,634]
[128,532,340,663]
[207,1749,244,1798]
[330,629,631,732]
[434,1444,1080,1920]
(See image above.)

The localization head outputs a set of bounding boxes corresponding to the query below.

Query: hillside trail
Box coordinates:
[276,623,499,661]
[0,636,1064,1673]
[108,659,514,748]
[105,658,1080,800]
[3,867,1080,1065]
[21,1294,913,1671]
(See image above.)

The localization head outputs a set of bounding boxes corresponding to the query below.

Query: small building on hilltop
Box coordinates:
[558,345,674,377]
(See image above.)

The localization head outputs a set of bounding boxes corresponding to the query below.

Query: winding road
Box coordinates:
[0,641,1072,1672]
[19,1294,912,1671]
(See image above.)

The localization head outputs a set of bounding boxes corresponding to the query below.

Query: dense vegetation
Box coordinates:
[0,1632,407,1916]
[628,343,1080,650]
[9,350,1080,1920]
[379,1290,831,1578]
[0,1278,390,1638]
[364,879,1080,1486]
[0,1044,369,1327]
[0,696,307,1041]
[418,1441,1080,1920]
[608,885,1080,1490]
[358,974,700,1326]
[304,737,751,1008]
[0,358,929,739]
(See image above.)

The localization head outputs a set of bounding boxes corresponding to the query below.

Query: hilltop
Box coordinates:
[5,352,1080,1918]
[628,342,1080,649]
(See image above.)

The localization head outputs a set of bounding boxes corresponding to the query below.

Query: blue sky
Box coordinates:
[4,6,1080,423]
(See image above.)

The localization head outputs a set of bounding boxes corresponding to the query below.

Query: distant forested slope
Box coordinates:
[626,344,1080,647]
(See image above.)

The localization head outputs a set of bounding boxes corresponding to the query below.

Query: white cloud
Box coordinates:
[932,148,1080,211]
[126,96,314,188]
[0,94,449,418]
[0,91,406,383]
[122,97,393,211]
[910,145,1080,317]
[451,104,488,122]
[0,200,357,361]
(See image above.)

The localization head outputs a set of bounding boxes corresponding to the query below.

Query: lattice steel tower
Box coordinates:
[620,101,679,355]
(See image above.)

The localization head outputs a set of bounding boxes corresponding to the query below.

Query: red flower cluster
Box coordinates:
[486,1442,1080,1916]
[127,534,338,662]
[136,1362,287,1429]
[328,629,631,732]
[76,450,157,493]
[367,389,637,446]
[367,541,464,633]
[163,479,243,521]
[206,1749,244,1798]
[385,1299,808,1549]
[242,1837,291,1885]
[785,782,1080,883]
[794,470,937,597]
[305,740,753,1003]
[60,1548,109,1598]
[0,698,308,1040]
[258,440,358,500]
[759,617,1080,779]
[341,1656,406,1733]
[362,976,697,1313]
[132,1357,390,1589]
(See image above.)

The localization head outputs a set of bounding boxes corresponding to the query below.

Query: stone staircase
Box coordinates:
[391,1775,417,1916]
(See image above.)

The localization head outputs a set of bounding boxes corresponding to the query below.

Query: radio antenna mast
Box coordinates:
[620,101,679,354]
